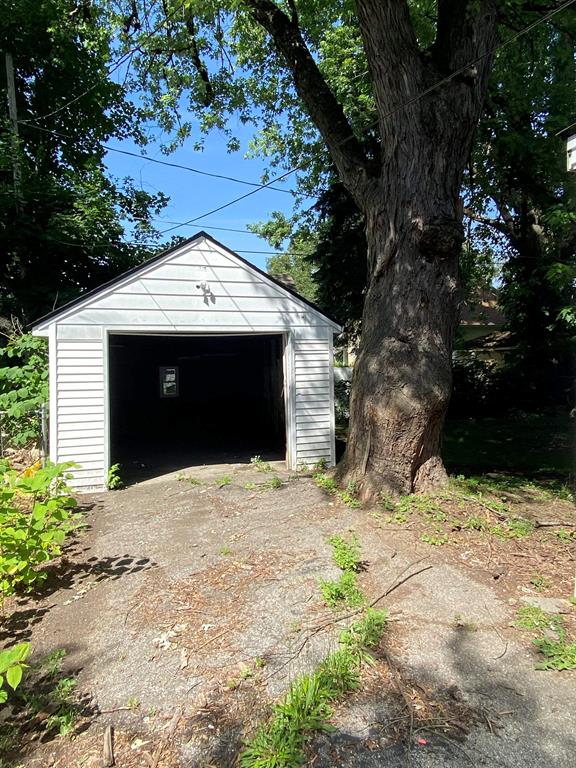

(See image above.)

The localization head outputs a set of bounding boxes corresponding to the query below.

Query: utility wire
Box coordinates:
[16,122,301,196]
[157,0,576,235]
[11,0,575,244]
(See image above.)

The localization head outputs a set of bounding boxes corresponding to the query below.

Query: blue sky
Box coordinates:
[104,119,300,272]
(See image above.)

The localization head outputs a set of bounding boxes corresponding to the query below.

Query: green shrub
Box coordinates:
[0,333,48,448]
[0,462,79,602]
[0,643,30,703]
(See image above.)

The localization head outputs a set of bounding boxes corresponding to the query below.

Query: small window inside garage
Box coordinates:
[109,333,286,479]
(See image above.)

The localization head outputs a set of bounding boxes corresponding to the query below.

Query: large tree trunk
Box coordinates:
[336,185,462,498]
[331,1,498,500]
[244,0,498,499]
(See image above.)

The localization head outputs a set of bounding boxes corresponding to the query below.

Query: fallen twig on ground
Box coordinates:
[147,707,182,768]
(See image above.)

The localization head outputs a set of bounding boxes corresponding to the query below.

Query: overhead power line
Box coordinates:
[17,121,301,196]
[165,0,575,234]
[10,0,575,246]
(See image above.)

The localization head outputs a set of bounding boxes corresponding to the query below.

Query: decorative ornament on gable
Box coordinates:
[556,123,576,173]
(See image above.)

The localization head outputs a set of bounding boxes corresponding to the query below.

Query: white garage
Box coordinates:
[32,232,341,491]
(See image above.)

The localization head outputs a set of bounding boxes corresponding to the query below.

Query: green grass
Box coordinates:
[443,414,573,477]
[240,609,387,768]
[216,474,232,487]
[515,605,576,670]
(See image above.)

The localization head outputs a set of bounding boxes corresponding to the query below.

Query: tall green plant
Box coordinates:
[0,642,30,703]
[0,461,78,601]
[0,332,48,449]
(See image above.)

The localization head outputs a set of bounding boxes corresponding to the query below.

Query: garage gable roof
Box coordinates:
[32,231,341,331]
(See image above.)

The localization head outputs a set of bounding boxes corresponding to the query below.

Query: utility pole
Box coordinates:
[4,51,22,210]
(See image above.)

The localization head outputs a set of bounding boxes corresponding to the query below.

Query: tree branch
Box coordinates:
[356,0,424,125]
[183,12,214,107]
[463,207,511,236]
[242,0,375,205]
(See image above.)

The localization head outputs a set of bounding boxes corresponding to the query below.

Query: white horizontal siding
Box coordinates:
[55,337,106,491]
[293,336,334,467]
[64,308,322,328]
[48,238,334,332]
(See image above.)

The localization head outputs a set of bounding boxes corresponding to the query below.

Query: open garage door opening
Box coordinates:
[109,333,286,481]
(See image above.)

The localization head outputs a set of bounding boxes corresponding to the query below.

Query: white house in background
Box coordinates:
[557,123,576,172]
[32,232,341,492]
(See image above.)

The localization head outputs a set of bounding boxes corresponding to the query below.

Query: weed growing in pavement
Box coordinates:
[556,528,576,542]
[177,474,201,485]
[420,532,448,546]
[12,649,85,737]
[534,635,576,670]
[515,605,576,670]
[107,463,123,490]
[453,614,478,632]
[328,535,361,572]
[313,473,337,493]
[320,571,365,608]
[321,535,365,608]
[216,475,232,488]
[240,608,387,768]
[314,458,328,472]
[250,456,272,473]
[220,546,232,556]
[264,476,283,490]
[530,573,552,592]
[244,481,256,491]
[313,474,361,507]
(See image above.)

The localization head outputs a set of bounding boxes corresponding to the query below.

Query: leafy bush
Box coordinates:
[0,643,30,703]
[0,333,48,448]
[0,461,78,601]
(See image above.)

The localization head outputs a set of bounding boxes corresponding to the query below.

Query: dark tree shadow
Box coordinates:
[1,552,157,643]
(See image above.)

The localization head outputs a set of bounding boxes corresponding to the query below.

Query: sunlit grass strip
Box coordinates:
[240,608,387,768]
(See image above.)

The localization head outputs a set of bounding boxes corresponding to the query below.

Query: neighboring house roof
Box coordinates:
[556,122,576,139]
[460,290,505,327]
[462,329,515,351]
[31,231,341,330]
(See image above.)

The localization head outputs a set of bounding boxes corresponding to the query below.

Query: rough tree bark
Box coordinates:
[244,0,499,498]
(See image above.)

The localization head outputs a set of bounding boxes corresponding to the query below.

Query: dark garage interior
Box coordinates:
[109,333,286,480]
